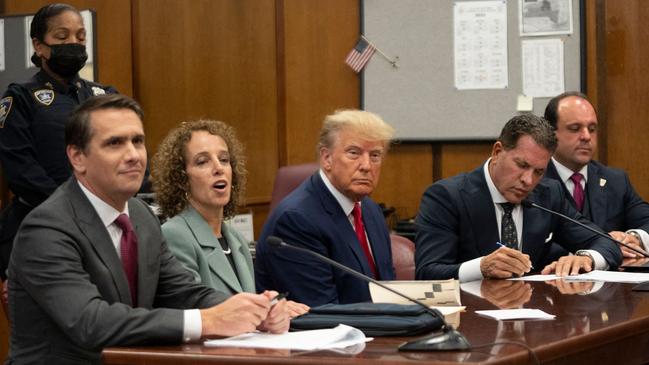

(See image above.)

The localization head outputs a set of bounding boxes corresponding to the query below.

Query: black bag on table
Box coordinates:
[289,302,444,337]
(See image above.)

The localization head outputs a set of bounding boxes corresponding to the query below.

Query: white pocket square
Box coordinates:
[545,232,553,243]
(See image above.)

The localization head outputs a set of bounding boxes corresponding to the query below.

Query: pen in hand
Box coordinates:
[269,292,288,307]
[496,241,534,270]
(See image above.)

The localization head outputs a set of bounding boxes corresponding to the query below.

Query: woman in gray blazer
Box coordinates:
[152,120,308,317]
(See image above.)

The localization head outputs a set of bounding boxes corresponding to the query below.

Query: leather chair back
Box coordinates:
[269,163,319,212]
[390,234,415,280]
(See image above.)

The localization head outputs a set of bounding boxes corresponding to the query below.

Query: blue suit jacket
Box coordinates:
[545,160,649,233]
[415,164,623,280]
[255,172,395,306]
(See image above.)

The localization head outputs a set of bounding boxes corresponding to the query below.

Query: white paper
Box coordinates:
[454,0,508,90]
[516,94,534,111]
[476,308,555,320]
[522,38,564,97]
[204,324,370,350]
[80,10,94,64]
[565,270,649,284]
[24,16,35,69]
[227,212,254,244]
[0,20,5,71]
[509,270,649,284]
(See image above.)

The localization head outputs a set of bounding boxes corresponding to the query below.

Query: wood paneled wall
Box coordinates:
[132,0,279,204]
[593,0,649,199]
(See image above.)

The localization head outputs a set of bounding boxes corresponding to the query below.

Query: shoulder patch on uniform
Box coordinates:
[91,86,106,96]
[33,89,55,106]
[0,97,13,128]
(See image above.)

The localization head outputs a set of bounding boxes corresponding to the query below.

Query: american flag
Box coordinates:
[345,38,376,73]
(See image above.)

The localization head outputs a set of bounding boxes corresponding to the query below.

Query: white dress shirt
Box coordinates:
[459,160,607,283]
[78,181,201,342]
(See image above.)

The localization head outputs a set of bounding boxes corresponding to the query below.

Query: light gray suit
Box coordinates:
[162,206,255,296]
[6,178,228,364]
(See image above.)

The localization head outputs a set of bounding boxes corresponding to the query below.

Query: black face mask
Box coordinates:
[43,43,88,78]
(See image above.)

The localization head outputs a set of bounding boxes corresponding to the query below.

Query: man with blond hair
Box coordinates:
[255,110,396,306]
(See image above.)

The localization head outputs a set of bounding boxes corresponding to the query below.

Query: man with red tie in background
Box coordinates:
[543,91,649,258]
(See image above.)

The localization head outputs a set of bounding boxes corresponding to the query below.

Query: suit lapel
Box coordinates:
[521,185,553,265]
[547,161,578,209]
[66,179,132,305]
[464,167,500,256]
[181,207,243,293]
[313,174,375,277]
[586,162,608,227]
[129,199,158,307]
[361,197,390,279]
[222,223,255,293]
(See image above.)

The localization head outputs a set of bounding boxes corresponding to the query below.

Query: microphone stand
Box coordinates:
[522,201,649,292]
[522,201,649,258]
[267,236,471,351]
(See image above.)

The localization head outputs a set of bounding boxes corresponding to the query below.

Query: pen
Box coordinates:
[269,292,288,306]
[495,242,534,270]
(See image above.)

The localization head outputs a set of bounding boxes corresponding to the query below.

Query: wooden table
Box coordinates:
[103,280,649,364]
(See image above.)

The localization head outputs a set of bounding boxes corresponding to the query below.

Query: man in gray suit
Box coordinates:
[6,94,288,364]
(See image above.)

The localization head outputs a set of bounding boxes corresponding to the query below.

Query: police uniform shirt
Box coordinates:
[0,70,117,207]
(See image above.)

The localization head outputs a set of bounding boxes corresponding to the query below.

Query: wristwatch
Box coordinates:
[627,231,643,243]
[575,250,594,265]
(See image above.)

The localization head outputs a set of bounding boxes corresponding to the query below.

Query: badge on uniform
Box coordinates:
[33,89,55,106]
[0,96,12,128]
[91,86,106,96]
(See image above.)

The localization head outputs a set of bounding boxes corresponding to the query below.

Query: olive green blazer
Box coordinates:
[162,206,255,295]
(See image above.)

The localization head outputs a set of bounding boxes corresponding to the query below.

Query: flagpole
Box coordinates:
[361,35,398,68]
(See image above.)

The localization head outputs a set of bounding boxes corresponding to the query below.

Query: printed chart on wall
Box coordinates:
[361,0,582,141]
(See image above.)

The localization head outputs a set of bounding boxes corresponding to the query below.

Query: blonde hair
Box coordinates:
[317,109,395,152]
[151,119,247,219]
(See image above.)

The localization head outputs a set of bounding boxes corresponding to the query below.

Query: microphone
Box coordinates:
[521,200,649,258]
[266,235,470,351]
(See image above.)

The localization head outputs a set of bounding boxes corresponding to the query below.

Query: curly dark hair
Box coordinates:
[151,119,247,220]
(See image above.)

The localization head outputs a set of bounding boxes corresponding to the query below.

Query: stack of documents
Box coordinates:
[204,324,369,350]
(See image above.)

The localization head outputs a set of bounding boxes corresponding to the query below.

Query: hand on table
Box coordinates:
[541,255,592,276]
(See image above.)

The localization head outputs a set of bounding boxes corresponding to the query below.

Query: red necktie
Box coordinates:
[570,173,585,212]
[352,203,378,278]
[114,214,138,306]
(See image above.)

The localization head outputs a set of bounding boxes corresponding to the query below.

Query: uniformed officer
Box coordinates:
[0,3,117,279]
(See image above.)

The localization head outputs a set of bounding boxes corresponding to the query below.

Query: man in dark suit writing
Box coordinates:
[255,110,396,306]
[415,114,622,282]
[6,94,288,364]
[543,91,649,258]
